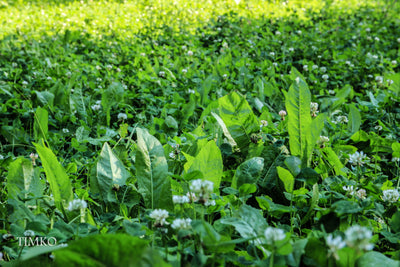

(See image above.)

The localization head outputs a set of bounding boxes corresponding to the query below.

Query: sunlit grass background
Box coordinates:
[0,0,391,40]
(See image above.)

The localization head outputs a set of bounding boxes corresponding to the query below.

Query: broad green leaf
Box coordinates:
[347,103,361,133]
[220,204,268,253]
[304,237,328,267]
[35,91,54,108]
[6,157,42,202]
[69,86,87,123]
[259,143,288,188]
[211,112,237,148]
[202,92,259,155]
[390,211,400,233]
[33,107,48,142]
[322,147,346,176]
[277,166,294,193]
[307,113,327,166]
[284,156,301,177]
[184,140,223,191]
[356,251,400,267]
[332,200,362,215]
[232,157,264,189]
[96,142,130,204]
[387,73,400,95]
[392,142,400,158]
[136,128,173,210]
[34,141,73,213]
[101,82,125,127]
[285,73,312,167]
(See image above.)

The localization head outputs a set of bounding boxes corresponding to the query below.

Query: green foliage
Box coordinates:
[136,128,173,210]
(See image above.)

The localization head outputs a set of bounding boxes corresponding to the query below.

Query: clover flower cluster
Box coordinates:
[172,195,190,204]
[326,234,346,260]
[91,100,102,111]
[189,179,214,204]
[348,151,368,166]
[382,189,399,203]
[344,225,374,251]
[332,115,348,124]
[171,218,192,230]
[67,199,88,212]
[317,136,329,148]
[310,102,319,117]
[149,209,169,227]
[264,227,286,245]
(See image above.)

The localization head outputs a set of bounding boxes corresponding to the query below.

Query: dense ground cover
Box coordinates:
[1,0,400,266]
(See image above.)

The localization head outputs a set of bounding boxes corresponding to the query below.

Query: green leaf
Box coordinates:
[285,72,312,167]
[356,251,400,267]
[211,112,238,148]
[69,86,87,123]
[387,73,400,95]
[6,157,42,202]
[220,204,268,253]
[307,113,327,166]
[96,142,130,204]
[390,211,400,233]
[332,200,362,215]
[34,141,73,214]
[136,128,173,210]
[392,142,400,158]
[184,140,223,191]
[203,91,259,155]
[35,91,54,108]
[277,166,294,193]
[322,147,346,176]
[164,115,178,130]
[232,157,264,189]
[284,156,301,177]
[33,107,48,142]
[347,103,361,134]
[101,82,125,127]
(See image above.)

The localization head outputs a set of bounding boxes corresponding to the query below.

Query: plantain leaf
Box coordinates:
[322,147,346,176]
[96,142,130,204]
[136,128,173,210]
[184,140,223,192]
[347,103,361,134]
[277,166,294,193]
[33,107,48,142]
[286,72,312,167]
[34,141,73,213]
[6,158,43,203]
[231,157,264,189]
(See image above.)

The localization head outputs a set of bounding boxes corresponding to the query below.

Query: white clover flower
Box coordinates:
[116,68,121,72]
[320,67,327,73]
[367,36,372,41]
[312,65,318,70]
[272,62,278,67]
[260,120,268,127]
[374,37,380,42]
[382,189,399,203]
[387,79,394,86]
[333,115,348,124]
[348,151,367,166]
[326,234,346,260]
[95,65,101,70]
[366,28,371,32]
[173,195,190,204]
[222,74,228,79]
[375,76,384,84]
[295,77,301,84]
[391,157,400,162]
[317,136,330,147]
[275,31,281,36]
[374,217,385,225]
[264,227,286,245]
[303,65,308,71]
[343,185,357,195]
[171,218,192,230]
[372,55,378,60]
[0,155,4,160]
[391,60,397,65]
[95,100,101,105]
[186,192,198,202]
[117,113,127,121]
[182,69,188,74]
[374,125,383,131]
[24,230,35,237]
[279,110,287,120]
[322,74,329,81]
[345,61,351,65]
[169,152,176,159]
[22,80,28,86]
[158,71,165,77]
[91,104,101,111]
[288,47,294,52]
[310,102,319,113]
[345,225,374,251]
[328,90,335,95]
[106,64,113,70]
[355,189,367,199]
[204,199,216,206]
[187,50,193,56]
[67,199,87,211]
[190,179,214,202]
[297,30,302,35]
[149,209,169,226]
[140,52,146,57]
[397,38,400,43]
[62,128,69,133]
